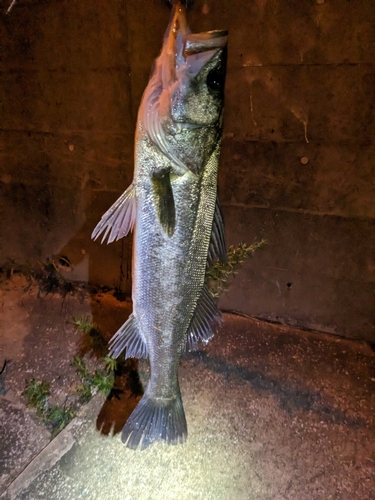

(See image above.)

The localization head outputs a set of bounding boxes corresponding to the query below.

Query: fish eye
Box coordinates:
[206,68,225,93]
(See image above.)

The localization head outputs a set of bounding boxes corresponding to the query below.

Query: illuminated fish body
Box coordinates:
[92,2,227,449]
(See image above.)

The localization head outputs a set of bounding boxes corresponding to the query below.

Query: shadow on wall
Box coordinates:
[56,189,133,297]
[56,193,141,436]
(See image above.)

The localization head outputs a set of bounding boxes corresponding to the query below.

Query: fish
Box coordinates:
[92,1,228,450]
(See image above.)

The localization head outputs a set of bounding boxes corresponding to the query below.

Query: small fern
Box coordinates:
[22,379,51,417]
[206,240,267,299]
[72,355,116,403]
[70,316,98,334]
[45,406,76,438]
[22,378,75,436]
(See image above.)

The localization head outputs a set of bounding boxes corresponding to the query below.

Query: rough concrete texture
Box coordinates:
[218,207,375,341]
[0,2,374,336]
[0,277,374,499]
[0,273,130,495]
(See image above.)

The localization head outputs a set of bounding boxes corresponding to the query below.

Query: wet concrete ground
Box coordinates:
[0,274,374,499]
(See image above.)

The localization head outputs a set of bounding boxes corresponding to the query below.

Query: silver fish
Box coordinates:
[92,1,227,450]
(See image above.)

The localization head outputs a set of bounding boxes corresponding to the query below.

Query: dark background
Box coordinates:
[1,0,374,341]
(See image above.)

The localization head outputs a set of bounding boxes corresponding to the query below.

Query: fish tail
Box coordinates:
[121,387,187,450]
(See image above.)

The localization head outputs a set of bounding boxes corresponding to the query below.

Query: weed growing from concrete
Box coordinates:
[70,316,98,334]
[22,352,117,437]
[22,315,117,438]
[45,406,76,438]
[72,355,116,403]
[70,316,117,401]
[71,315,108,357]
[206,240,267,298]
[22,378,51,417]
[22,378,76,437]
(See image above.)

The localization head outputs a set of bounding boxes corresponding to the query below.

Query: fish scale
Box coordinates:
[92,1,227,449]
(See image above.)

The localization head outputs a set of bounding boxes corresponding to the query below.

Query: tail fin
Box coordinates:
[121,388,187,450]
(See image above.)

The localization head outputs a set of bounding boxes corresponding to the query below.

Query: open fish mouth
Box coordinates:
[164,2,228,77]
[181,29,228,84]
[184,30,228,55]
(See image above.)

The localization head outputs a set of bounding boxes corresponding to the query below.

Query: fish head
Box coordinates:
[171,30,228,127]
[139,2,228,174]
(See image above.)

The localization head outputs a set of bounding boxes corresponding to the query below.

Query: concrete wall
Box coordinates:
[0,0,374,341]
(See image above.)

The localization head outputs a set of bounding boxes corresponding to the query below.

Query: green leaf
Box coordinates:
[70,316,98,334]
[206,240,267,298]
[22,378,51,413]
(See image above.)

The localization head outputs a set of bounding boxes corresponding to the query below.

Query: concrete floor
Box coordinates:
[0,274,374,499]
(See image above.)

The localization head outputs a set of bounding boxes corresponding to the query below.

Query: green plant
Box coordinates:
[101,355,117,372]
[70,316,98,334]
[22,322,116,437]
[72,355,117,403]
[206,240,267,298]
[72,354,90,379]
[22,378,75,436]
[90,369,114,394]
[45,406,76,438]
[22,378,51,417]
[71,315,108,357]
[76,383,93,404]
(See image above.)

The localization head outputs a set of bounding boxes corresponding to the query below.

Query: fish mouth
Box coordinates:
[184,30,228,56]
[182,29,228,80]
[168,3,227,61]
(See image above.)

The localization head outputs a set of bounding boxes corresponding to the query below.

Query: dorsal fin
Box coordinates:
[207,196,226,268]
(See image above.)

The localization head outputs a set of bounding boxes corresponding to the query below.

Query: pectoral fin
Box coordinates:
[92,183,136,243]
[152,171,175,237]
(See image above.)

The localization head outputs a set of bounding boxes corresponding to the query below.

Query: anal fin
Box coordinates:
[109,314,148,359]
[185,285,222,352]
[91,183,136,244]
